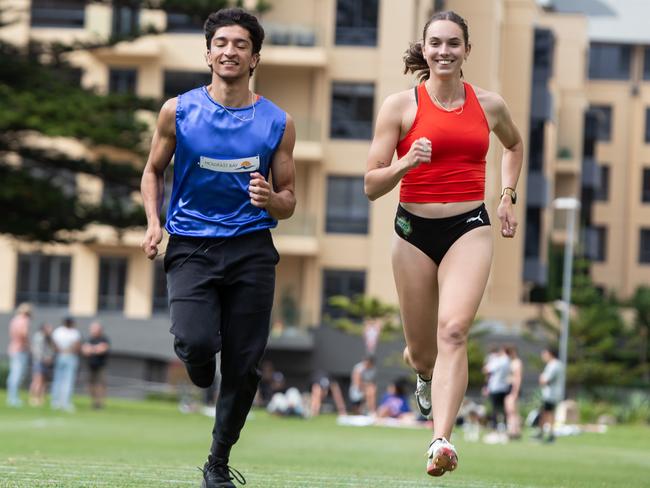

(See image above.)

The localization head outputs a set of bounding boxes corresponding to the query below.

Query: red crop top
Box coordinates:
[396,82,490,203]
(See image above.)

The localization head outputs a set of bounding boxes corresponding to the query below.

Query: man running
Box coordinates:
[140,8,296,487]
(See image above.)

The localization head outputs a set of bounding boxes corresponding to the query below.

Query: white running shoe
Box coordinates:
[426,437,458,477]
[414,374,432,418]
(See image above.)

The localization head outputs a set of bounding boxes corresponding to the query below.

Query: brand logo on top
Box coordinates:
[198,155,260,173]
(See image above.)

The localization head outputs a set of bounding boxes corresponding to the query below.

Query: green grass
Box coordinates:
[0,392,648,487]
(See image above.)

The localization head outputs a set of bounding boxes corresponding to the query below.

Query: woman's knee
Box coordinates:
[437,318,471,348]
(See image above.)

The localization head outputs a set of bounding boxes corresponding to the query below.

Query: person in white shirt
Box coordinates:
[537,347,563,442]
[483,346,511,430]
[50,316,82,412]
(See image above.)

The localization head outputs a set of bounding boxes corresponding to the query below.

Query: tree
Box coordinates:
[327,294,486,387]
[541,257,641,392]
[629,286,650,384]
[0,0,274,242]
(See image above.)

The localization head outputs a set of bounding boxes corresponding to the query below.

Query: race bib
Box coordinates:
[198,155,260,173]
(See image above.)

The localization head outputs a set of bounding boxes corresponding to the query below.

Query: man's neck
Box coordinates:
[207,77,253,108]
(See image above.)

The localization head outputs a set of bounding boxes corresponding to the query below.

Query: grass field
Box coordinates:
[0,392,648,488]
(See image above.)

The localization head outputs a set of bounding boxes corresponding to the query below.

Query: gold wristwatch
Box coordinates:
[501,187,517,204]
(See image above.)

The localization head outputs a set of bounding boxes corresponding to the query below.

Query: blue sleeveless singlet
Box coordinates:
[165,86,287,238]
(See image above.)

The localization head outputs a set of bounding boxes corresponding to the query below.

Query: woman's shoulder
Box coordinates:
[469,84,507,112]
[382,88,417,109]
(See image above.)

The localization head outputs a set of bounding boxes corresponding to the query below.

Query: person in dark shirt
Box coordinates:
[82,321,110,409]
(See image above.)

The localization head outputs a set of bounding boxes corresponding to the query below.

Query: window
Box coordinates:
[322,269,366,318]
[326,176,368,234]
[163,70,212,99]
[588,43,631,80]
[640,229,650,264]
[152,259,168,313]
[166,12,203,32]
[109,68,137,94]
[103,180,135,211]
[335,0,379,46]
[591,226,607,262]
[112,1,140,37]
[98,257,127,311]
[643,168,650,203]
[330,82,374,140]
[16,254,71,306]
[590,105,612,142]
[646,108,650,143]
[594,165,610,201]
[30,0,85,28]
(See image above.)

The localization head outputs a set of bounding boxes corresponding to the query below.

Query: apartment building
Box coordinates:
[3,0,644,387]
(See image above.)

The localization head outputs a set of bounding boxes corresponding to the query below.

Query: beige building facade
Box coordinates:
[1,0,646,345]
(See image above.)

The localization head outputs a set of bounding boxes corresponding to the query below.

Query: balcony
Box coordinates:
[294,117,323,162]
[91,35,161,62]
[261,23,327,68]
[555,147,580,174]
[272,212,318,256]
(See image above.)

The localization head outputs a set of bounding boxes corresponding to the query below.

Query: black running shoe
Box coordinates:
[186,357,216,388]
[200,456,246,488]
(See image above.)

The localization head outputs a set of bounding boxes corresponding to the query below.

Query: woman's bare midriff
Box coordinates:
[400,200,484,219]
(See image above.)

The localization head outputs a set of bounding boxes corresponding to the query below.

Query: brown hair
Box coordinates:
[403,10,470,81]
[204,7,265,76]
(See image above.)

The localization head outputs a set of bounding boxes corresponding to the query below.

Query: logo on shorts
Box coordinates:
[466,210,484,224]
[396,215,412,238]
[198,155,260,173]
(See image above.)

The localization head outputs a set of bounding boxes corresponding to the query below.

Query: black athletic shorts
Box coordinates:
[394,203,491,265]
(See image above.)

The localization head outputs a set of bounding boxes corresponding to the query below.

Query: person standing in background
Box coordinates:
[82,321,110,409]
[6,303,31,407]
[29,322,54,406]
[504,344,523,439]
[537,347,563,443]
[50,317,81,412]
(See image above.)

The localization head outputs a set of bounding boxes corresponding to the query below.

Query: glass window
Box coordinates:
[588,43,632,80]
[592,226,607,262]
[98,257,127,311]
[109,68,137,94]
[163,70,212,99]
[335,0,379,46]
[326,176,368,234]
[152,259,168,313]
[590,105,612,142]
[642,168,650,203]
[330,82,374,140]
[30,0,85,28]
[16,254,71,306]
[166,12,204,32]
[594,165,610,201]
[112,1,140,37]
[322,269,366,318]
[640,229,650,264]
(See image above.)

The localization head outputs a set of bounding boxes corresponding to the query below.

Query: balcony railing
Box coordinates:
[294,117,322,142]
[274,212,316,236]
[263,22,322,47]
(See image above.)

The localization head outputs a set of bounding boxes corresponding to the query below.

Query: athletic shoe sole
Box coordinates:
[427,447,458,477]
